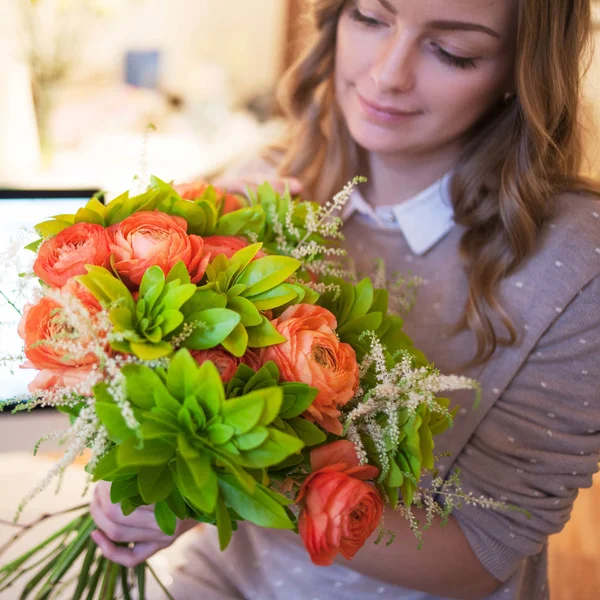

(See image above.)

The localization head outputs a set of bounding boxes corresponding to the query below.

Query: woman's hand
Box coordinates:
[212,173,304,197]
[90,481,197,568]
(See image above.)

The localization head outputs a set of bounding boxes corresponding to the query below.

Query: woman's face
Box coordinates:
[335,0,518,157]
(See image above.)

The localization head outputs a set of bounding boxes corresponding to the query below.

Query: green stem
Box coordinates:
[0,532,69,591]
[147,563,176,600]
[33,516,96,599]
[0,504,89,559]
[84,557,106,600]
[71,539,97,600]
[85,555,108,600]
[0,290,22,317]
[120,566,133,600]
[99,560,119,600]
[135,564,145,599]
[0,515,85,573]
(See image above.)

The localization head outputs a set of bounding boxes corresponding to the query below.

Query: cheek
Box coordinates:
[423,65,504,128]
[334,18,373,95]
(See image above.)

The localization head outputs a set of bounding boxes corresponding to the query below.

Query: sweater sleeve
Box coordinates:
[451,275,600,583]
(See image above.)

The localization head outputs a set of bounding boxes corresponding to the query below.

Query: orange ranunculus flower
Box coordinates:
[296,440,383,566]
[202,236,266,262]
[33,222,111,288]
[191,349,239,383]
[263,304,359,435]
[107,211,210,288]
[18,280,105,392]
[174,181,246,215]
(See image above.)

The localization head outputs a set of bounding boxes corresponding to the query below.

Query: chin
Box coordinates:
[348,120,419,155]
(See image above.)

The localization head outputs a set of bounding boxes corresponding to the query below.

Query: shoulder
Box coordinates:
[526,191,600,285]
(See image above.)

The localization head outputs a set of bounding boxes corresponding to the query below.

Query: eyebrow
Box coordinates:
[374,1,501,40]
[427,20,501,39]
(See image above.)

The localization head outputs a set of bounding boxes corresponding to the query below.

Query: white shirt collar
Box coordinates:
[342,171,455,256]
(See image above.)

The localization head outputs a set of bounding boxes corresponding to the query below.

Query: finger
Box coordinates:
[91,494,170,544]
[91,531,163,569]
[96,485,159,529]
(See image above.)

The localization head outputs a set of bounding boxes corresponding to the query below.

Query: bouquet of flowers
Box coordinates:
[0,177,506,599]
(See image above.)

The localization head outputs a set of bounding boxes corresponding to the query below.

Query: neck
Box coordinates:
[359,143,461,207]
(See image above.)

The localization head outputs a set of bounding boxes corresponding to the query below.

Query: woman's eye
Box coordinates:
[431,43,477,70]
[348,7,384,28]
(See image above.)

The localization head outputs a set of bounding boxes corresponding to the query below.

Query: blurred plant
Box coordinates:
[21,0,140,162]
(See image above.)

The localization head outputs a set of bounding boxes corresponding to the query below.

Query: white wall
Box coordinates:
[0,0,288,105]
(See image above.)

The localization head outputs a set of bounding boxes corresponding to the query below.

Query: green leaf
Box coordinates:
[34,219,72,238]
[92,447,139,482]
[235,426,269,451]
[175,453,219,514]
[287,417,327,446]
[278,384,318,419]
[239,428,304,468]
[166,260,192,285]
[207,423,235,445]
[167,348,200,401]
[183,309,241,350]
[218,473,294,529]
[188,361,224,420]
[110,477,139,504]
[338,312,382,337]
[121,364,164,410]
[159,283,197,312]
[216,495,233,551]
[221,322,249,357]
[222,395,264,435]
[118,438,175,468]
[246,284,299,311]
[139,465,174,504]
[24,238,43,252]
[139,266,165,303]
[166,487,189,520]
[129,340,173,360]
[155,501,177,536]
[237,256,301,297]
[74,207,105,226]
[94,383,137,444]
[227,296,263,327]
[229,243,263,273]
[246,316,286,348]
[216,207,265,236]
[346,278,374,322]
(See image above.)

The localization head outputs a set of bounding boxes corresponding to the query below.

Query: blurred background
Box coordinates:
[0,1,598,598]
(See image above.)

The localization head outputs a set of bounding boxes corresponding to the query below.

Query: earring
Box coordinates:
[503,91,515,102]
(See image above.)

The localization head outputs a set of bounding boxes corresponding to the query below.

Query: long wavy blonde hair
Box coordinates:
[276,0,600,363]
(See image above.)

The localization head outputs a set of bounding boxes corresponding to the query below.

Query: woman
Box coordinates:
[90,1,600,598]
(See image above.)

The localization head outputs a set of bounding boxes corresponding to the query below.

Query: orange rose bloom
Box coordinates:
[296,440,383,566]
[263,304,359,435]
[33,223,111,288]
[174,181,245,214]
[108,211,210,288]
[18,280,104,392]
[202,236,266,261]
[191,349,239,382]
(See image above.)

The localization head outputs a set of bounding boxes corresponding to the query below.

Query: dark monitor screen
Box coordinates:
[0,190,99,402]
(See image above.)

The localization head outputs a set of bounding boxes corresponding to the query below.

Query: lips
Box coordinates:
[357,92,422,123]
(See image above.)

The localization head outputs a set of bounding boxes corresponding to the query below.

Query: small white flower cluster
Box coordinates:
[371,259,426,316]
[344,333,478,477]
[15,404,101,521]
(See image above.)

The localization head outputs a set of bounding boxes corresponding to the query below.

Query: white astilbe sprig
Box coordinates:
[344,332,479,476]
[281,177,365,271]
[14,404,100,521]
[390,470,521,549]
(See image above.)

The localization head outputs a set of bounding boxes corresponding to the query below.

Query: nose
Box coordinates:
[370,33,417,94]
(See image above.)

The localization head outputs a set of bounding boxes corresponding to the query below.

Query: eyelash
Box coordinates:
[348,8,478,71]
